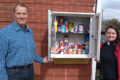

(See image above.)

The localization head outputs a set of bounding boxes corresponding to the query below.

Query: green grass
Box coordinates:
[96,69,101,80]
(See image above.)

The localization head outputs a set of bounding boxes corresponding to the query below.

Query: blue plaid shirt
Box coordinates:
[0,21,44,80]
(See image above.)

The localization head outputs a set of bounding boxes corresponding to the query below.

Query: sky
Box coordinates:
[102,0,120,21]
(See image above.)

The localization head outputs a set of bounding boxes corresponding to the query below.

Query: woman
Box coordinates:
[100,25,120,80]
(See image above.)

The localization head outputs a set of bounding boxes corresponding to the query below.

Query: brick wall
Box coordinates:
[0,0,95,80]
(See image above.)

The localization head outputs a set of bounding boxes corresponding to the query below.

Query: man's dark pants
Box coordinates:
[6,64,34,80]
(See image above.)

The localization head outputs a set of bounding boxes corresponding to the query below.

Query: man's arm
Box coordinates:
[29,28,49,64]
[34,55,49,64]
[34,54,44,64]
[0,32,8,80]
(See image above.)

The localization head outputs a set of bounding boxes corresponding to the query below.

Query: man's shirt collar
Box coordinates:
[11,21,30,32]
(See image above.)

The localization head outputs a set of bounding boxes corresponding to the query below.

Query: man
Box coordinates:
[0,3,49,80]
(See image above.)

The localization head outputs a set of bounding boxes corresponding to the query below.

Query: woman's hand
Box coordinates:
[94,58,100,63]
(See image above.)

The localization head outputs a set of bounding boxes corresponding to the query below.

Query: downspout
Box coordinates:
[95,0,97,14]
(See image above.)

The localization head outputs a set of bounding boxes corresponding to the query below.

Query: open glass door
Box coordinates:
[48,10,52,61]
[48,10,56,61]
[90,13,102,61]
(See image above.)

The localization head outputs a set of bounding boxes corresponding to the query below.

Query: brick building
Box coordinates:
[0,0,97,80]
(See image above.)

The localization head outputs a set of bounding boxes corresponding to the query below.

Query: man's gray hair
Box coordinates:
[13,3,28,13]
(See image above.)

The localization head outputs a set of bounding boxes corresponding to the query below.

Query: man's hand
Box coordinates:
[43,56,53,63]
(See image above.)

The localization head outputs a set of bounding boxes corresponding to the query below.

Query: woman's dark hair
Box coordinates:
[105,25,120,52]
